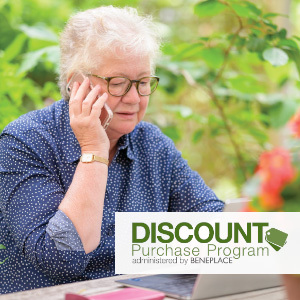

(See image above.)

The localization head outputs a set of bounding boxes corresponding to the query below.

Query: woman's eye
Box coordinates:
[111,82,125,87]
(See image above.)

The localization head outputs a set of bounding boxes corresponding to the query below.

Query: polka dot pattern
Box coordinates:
[0,99,224,294]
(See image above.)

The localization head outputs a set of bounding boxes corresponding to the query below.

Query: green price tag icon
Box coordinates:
[265,228,288,251]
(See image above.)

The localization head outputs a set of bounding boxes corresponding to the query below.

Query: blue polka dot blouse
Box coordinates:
[0,99,224,294]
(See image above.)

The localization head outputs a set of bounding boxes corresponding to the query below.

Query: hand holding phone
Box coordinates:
[67,71,113,155]
[66,72,113,130]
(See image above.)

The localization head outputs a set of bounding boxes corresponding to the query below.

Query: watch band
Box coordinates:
[80,153,109,166]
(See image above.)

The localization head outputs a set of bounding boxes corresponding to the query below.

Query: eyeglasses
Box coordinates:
[87,74,159,97]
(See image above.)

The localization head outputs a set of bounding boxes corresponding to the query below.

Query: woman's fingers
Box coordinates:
[69,77,90,116]
[90,93,108,120]
[81,84,102,117]
[69,81,80,116]
[68,77,110,151]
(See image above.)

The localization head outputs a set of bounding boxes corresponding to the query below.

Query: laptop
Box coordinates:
[222,197,250,212]
[117,274,282,300]
[116,199,282,299]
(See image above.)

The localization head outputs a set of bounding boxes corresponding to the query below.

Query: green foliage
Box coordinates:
[0,0,63,131]
[152,0,300,190]
[194,0,227,18]
[281,176,300,211]
[0,243,7,264]
[263,48,289,67]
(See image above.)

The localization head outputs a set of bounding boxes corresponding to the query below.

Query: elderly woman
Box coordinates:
[0,6,223,294]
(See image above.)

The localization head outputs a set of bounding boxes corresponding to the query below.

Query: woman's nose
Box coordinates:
[121,83,141,104]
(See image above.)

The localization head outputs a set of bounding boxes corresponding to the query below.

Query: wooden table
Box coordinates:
[0,274,287,300]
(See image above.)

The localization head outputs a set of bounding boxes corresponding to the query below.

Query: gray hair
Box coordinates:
[59,6,161,100]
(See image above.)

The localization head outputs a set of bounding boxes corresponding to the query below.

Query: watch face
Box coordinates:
[81,153,93,162]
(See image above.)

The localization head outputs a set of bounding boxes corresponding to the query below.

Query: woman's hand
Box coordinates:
[61,77,109,253]
[69,78,110,158]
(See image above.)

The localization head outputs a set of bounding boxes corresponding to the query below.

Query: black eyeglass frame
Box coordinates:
[87,74,159,97]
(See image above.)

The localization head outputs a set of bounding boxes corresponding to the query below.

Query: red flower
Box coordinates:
[289,110,300,138]
[242,203,258,212]
[258,191,284,210]
[257,148,296,210]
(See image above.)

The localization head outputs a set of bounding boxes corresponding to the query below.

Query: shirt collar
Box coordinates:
[117,133,136,161]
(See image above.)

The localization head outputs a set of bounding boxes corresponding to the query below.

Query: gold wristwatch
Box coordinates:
[80,153,109,166]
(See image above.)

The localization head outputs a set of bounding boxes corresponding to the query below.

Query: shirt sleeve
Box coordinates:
[46,210,85,251]
[168,147,224,212]
[0,132,91,280]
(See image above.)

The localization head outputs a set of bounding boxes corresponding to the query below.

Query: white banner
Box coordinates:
[115,212,300,274]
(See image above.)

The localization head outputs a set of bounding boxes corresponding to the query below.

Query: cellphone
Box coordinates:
[66,71,113,130]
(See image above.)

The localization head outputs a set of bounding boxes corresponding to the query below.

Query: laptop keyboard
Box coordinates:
[138,274,197,296]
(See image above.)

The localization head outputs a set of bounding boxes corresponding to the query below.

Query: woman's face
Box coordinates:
[90,53,151,141]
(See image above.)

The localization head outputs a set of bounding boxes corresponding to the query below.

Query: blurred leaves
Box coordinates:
[232,1,261,19]
[246,37,267,52]
[161,125,181,142]
[163,105,193,119]
[19,23,58,42]
[0,1,69,132]
[263,47,289,67]
[18,46,60,74]
[192,129,205,143]
[200,48,224,69]
[154,0,300,188]
[194,0,227,18]
[267,100,297,129]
